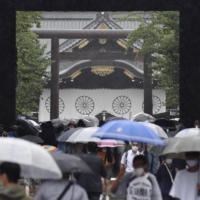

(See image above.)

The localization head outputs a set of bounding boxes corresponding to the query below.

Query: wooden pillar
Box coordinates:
[143,54,153,115]
[50,37,59,119]
[0,5,16,131]
[179,7,200,121]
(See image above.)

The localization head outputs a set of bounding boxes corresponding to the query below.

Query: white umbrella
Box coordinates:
[133,113,156,122]
[80,115,99,127]
[67,127,100,143]
[0,138,62,179]
[139,122,168,139]
[175,128,200,137]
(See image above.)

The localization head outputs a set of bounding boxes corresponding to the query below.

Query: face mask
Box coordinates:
[186,160,198,167]
[134,168,144,176]
[166,159,172,164]
[102,149,107,153]
[132,146,138,152]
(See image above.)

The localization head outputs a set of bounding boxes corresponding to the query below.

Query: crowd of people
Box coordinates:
[0,117,199,200]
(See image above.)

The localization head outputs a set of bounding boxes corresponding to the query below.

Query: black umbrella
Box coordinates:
[57,128,82,142]
[154,118,175,129]
[50,152,93,173]
[21,135,44,144]
[105,117,127,123]
[15,119,39,137]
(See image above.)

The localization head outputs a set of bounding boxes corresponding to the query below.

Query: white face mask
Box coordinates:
[132,146,138,152]
[186,160,198,167]
[134,168,144,176]
[102,149,107,153]
[166,159,172,164]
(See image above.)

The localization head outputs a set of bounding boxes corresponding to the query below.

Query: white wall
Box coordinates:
[39,89,166,122]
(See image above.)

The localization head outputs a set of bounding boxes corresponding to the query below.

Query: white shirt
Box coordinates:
[121,150,140,172]
[170,169,200,200]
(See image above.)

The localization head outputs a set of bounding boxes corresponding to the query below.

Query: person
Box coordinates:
[170,151,200,200]
[77,120,86,127]
[75,142,107,200]
[74,143,85,155]
[145,144,159,175]
[156,156,176,200]
[98,147,115,200]
[35,172,88,200]
[0,162,32,200]
[178,119,186,131]
[68,119,76,129]
[39,122,57,147]
[111,155,162,200]
[120,142,140,174]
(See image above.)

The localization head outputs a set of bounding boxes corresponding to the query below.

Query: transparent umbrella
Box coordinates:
[175,128,200,137]
[0,138,61,179]
[80,115,99,127]
[67,127,100,143]
[133,113,156,122]
[139,122,168,139]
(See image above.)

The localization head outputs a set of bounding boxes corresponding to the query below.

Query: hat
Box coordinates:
[68,119,76,125]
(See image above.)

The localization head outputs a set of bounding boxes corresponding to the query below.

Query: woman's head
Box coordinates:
[101,147,107,153]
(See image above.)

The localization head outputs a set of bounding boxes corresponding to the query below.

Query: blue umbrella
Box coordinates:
[92,120,165,146]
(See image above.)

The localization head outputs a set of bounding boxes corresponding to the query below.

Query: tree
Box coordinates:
[16,12,51,113]
[115,11,179,108]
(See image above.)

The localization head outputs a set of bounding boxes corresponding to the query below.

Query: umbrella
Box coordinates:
[51,118,70,129]
[97,139,125,147]
[161,136,200,156]
[50,152,93,173]
[21,135,44,144]
[80,115,99,127]
[133,112,156,122]
[105,117,127,123]
[67,127,100,143]
[154,118,175,129]
[92,120,165,146]
[139,122,168,139]
[25,120,40,129]
[0,138,61,179]
[42,145,60,152]
[168,130,179,137]
[175,128,200,137]
[15,119,39,136]
[57,128,82,142]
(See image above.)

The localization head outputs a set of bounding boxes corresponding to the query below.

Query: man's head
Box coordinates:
[185,152,199,168]
[86,142,97,153]
[133,155,148,176]
[0,162,20,186]
[130,142,139,153]
[74,143,84,153]
[68,119,76,129]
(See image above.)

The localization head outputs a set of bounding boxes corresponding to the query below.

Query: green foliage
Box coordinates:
[16,12,51,113]
[115,11,179,108]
